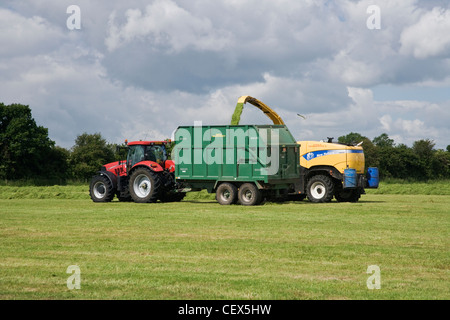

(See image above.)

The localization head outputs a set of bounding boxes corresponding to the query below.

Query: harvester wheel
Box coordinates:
[216,182,238,205]
[89,175,115,202]
[306,175,334,203]
[238,183,262,206]
[129,168,161,203]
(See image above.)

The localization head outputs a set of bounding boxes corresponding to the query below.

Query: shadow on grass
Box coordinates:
[177,200,218,204]
[104,199,386,205]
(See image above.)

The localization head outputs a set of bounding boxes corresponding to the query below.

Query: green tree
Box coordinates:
[363,140,379,170]
[108,141,128,161]
[373,133,395,148]
[431,149,450,179]
[338,132,378,170]
[165,138,175,160]
[371,133,396,179]
[70,132,115,181]
[412,139,436,180]
[337,132,366,145]
[412,139,435,160]
[0,103,67,181]
[45,146,71,181]
[337,132,448,181]
[379,144,423,180]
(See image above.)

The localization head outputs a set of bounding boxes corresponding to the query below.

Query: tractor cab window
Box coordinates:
[127,145,145,168]
[127,144,168,168]
[145,145,167,164]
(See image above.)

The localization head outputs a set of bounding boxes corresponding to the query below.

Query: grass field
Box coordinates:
[0,182,449,300]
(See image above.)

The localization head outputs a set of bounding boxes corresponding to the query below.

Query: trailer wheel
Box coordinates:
[238,183,262,206]
[129,168,161,203]
[306,175,334,203]
[90,175,115,202]
[216,182,238,205]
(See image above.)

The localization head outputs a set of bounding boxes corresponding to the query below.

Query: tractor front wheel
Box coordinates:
[89,175,115,202]
[129,168,161,203]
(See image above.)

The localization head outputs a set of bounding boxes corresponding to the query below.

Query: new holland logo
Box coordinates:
[303,149,363,161]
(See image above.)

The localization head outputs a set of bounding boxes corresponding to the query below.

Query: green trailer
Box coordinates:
[173,124,301,205]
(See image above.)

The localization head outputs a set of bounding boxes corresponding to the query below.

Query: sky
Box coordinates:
[1,0,449,150]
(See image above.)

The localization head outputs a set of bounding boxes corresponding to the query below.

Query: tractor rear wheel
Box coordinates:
[238,183,262,206]
[216,182,238,205]
[306,175,334,203]
[129,168,161,203]
[90,175,115,202]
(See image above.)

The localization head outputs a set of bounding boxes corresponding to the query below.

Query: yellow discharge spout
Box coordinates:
[231,95,285,125]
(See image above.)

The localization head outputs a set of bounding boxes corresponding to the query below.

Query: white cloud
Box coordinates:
[379,114,392,131]
[379,115,439,142]
[105,0,233,53]
[0,0,449,150]
[0,8,64,57]
[326,52,381,86]
[400,7,450,59]
[375,102,444,146]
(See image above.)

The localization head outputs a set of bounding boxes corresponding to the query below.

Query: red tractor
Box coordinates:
[89,140,185,203]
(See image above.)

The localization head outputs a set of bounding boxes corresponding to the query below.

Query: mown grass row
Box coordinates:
[365,180,450,195]
[0,180,449,200]
[0,185,90,200]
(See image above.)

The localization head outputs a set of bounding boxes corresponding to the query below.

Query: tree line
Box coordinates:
[1,103,449,183]
[338,132,450,180]
[0,103,126,183]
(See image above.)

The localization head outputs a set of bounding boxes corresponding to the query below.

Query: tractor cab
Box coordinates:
[127,141,169,171]
[90,139,182,203]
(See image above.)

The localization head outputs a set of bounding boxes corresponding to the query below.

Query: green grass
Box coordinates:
[0,185,449,300]
[366,180,450,195]
[0,185,89,200]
